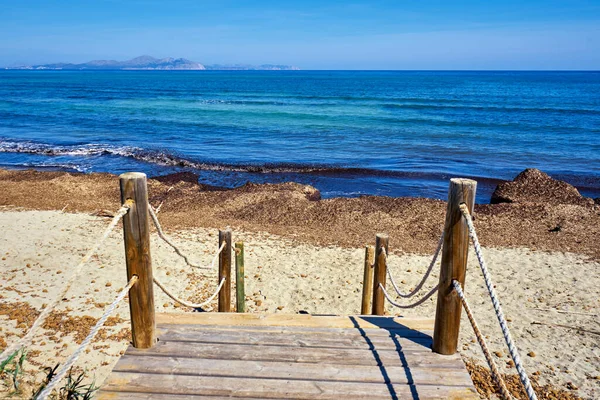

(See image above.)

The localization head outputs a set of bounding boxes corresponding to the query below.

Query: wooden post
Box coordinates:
[371,234,389,316]
[361,245,375,315]
[119,172,156,349]
[433,178,477,355]
[235,242,246,313]
[218,229,232,312]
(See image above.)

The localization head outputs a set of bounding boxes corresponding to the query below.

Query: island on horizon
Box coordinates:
[4,55,300,71]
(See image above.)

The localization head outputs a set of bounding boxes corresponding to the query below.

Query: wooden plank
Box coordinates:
[156,323,433,338]
[155,327,432,350]
[99,311,478,399]
[361,245,375,314]
[98,394,276,400]
[112,355,475,386]
[155,313,434,331]
[125,341,466,368]
[157,325,432,345]
[119,172,155,349]
[99,372,478,399]
[433,178,477,355]
[98,390,478,400]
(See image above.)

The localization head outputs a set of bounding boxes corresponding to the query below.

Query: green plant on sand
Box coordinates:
[1,348,97,400]
[0,347,27,392]
[32,366,98,400]
[57,368,98,400]
[31,363,59,399]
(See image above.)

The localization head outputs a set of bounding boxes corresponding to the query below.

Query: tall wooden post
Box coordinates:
[433,178,477,355]
[361,245,375,315]
[371,234,389,316]
[119,172,156,349]
[235,242,246,313]
[218,229,232,312]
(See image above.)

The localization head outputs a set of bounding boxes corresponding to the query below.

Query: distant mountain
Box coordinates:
[10,56,205,70]
[6,56,299,71]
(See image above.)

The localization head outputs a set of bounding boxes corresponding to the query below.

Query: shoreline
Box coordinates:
[0,168,599,260]
[1,144,599,203]
[0,162,515,203]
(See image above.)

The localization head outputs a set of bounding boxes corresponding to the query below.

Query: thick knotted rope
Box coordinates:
[154,277,226,309]
[148,203,224,270]
[0,201,132,365]
[459,203,538,400]
[37,275,138,400]
[453,280,513,400]
[384,233,443,298]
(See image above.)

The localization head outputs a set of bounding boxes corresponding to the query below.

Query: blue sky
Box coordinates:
[1,1,599,69]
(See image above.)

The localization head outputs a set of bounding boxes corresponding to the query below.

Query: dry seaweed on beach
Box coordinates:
[466,361,584,400]
[1,168,599,259]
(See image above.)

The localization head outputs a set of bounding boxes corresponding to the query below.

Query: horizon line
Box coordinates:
[2,68,599,72]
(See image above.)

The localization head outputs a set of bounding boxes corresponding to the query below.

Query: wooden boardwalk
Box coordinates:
[98,313,478,399]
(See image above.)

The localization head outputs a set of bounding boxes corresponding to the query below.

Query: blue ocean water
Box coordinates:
[0,70,599,203]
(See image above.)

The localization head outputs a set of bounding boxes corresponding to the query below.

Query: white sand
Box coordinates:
[0,208,598,398]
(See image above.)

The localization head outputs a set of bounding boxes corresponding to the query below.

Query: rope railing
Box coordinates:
[2,173,236,398]
[148,202,230,308]
[459,203,538,400]
[383,233,443,299]
[154,277,226,309]
[380,282,439,309]
[374,233,442,310]
[148,203,225,270]
[37,275,139,400]
[452,280,513,400]
[0,201,132,365]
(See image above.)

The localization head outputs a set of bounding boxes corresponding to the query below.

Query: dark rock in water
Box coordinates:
[595,198,600,205]
[491,168,594,206]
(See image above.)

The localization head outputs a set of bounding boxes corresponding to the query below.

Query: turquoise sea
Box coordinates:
[0,70,598,203]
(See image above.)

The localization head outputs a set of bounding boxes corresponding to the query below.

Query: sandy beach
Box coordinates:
[2,2,599,398]
[1,169,599,399]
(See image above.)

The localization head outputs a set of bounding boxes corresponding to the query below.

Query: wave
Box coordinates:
[0,140,140,158]
[3,139,599,197]
[0,161,88,173]
[0,139,511,186]
[0,139,338,173]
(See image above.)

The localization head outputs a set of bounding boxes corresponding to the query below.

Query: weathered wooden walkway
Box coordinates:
[96,174,479,399]
[98,313,477,399]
